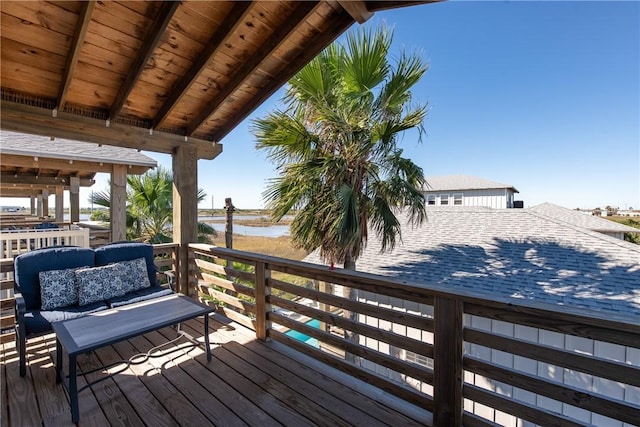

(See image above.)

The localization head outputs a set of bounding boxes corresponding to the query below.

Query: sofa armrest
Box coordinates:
[163,270,176,292]
[14,290,26,331]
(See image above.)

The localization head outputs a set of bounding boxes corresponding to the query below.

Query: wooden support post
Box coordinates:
[111,164,127,242]
[41,189,49,218]
[173,145,198,297]
[69,176,80,223]
[30,196,36,215]
[36,193,43,218]
[433,297,463,427]
[318,281,330,333]
[55,186,64,222]
[254,261,271,341]
[224,197,235,249]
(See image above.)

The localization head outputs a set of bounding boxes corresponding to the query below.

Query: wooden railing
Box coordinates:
[152,243,180,289]
[188,244,640,427]
[0,258,15,344]
[0,227,90,258]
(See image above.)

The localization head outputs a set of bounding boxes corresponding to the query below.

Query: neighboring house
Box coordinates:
[304,206,640,427]
[423,174,520,209]
[528,202,638,240]
[618,210,640,217]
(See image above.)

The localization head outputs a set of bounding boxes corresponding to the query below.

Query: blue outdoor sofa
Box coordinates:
[14,242,174,376]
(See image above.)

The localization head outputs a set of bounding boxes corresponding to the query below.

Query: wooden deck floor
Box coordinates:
[0,314,431,426]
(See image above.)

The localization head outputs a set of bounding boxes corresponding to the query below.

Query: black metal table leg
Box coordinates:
[204,314,211,361]
[69,354,78,424]
[56,339,62,383]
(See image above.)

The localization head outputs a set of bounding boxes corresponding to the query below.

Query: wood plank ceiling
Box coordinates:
[0,1,435,160]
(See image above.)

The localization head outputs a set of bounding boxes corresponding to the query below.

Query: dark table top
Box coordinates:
[52,294,214,356]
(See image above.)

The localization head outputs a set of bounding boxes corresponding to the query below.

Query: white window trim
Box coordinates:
[453,193,463,205]
[427,194,436,205]
[439,194,450,205]
[404,349,433,369]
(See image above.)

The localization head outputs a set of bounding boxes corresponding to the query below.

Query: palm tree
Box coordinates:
[90,166,216,243]
[253,25,427,270]
[253,25,428,364]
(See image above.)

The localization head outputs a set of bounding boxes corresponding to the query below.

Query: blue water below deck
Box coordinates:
[285,318,320,347]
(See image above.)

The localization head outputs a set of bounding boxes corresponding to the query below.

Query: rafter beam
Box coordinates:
[109,2,180,120]
[0,101,222,160]
[0,153,149,175]
[187,1,319,136]
[57,1,95,111]
[211,7,355,142]
[338,1,373,23]
[0,188,47,197]
[1,174,94,187]
[151,2,252,129]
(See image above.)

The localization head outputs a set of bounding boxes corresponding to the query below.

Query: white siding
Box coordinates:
[423,188,516,209]
[356,293,636,427]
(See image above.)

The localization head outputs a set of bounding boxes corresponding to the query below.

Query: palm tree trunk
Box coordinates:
[343,255,359,364]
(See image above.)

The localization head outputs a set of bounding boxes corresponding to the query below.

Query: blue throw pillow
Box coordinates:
[76,263,127,306]
[39,267,82,310]
[118,258,151,293]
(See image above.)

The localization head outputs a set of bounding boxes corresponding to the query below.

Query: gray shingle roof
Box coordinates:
[528,202,638,233]
[423,174,519,193]
[0,131,157,167]
[304,206,640,316]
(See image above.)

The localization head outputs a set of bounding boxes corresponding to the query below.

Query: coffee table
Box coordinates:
[52,293,214,423]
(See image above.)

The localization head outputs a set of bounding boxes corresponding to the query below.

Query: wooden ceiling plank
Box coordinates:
[0,101,222,160]
[338,1,373,24]
[151,1,252,130]
[109,2,180,120]
[187,1,320,136]
[210,9,355,142]
[57,0,95,111]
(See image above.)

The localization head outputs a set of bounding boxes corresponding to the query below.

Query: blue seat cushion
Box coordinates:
[94,242,158,287]
[14,246,96,310]
[106,286,172,308]
[24,302,108,335]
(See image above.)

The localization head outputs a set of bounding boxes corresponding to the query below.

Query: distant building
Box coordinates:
[423,174,520,209]
[0,206,24,212]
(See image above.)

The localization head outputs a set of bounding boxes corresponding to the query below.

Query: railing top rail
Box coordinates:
[190,244,640,333]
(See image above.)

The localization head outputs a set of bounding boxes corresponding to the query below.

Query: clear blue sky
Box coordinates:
[11,1,640,211]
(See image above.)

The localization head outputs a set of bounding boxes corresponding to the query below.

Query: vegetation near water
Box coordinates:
[208,233,308,261]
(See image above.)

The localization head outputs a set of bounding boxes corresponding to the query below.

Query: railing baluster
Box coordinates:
[434,296,463,427]
[254,260,270,341]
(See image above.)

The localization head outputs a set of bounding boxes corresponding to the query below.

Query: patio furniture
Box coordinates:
[52,293,214,424]
[14,242,173,376]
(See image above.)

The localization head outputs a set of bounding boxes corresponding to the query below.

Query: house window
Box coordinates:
[439,194,449,205]
[427,195,436,205]
[405,350,433,369]
[453,193,463,205]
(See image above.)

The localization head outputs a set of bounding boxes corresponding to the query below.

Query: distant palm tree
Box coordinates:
[253,25,427,270]
[90,166,216,243]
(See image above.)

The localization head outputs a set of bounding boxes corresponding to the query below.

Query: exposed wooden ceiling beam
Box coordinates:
[151,2,252,130]
[338,1,373,23]
[365,1,438,13]
[211,9,355,142]
[0,153,150,175]
[109,2,180,120]
[187,1,319,136]
[1,174,94,187]
[57,1,96,111]
[0,188,50,197]
[0,101,223,160]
